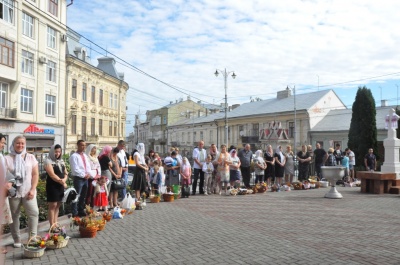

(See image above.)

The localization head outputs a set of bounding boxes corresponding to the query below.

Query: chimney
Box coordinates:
[277,86,292,99]
[381,100,387,107]
[197,100,201,104]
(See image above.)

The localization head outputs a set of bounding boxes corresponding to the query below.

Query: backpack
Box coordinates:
[62,187,79,204]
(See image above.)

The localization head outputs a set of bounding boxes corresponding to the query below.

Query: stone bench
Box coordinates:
[357,171,396,194]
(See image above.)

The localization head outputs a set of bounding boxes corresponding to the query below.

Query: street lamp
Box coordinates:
[215,68,236,147]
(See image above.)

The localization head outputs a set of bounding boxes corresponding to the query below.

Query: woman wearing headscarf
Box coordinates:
[229,149,241,188]
[274,145,286,187]
[44,144,68,227]
[98,146,113,192]
[216,144,232,196]
[4,136,39,248]
[131,143,148,203]
[209,144,219,194]
[85,144,100,207]
[264,145,275,187]
[254,150,266,184]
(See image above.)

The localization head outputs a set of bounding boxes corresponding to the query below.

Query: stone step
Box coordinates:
[389,186,400,194]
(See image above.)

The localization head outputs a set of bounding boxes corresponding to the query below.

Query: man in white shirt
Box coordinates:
[192,140,207,195]
[345,148,356,181]
[69,140,92,217]
[117,140,128,198]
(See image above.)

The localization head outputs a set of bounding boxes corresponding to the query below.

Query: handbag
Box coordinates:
[111,178,126,190]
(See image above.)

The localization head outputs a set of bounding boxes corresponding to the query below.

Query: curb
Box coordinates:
[1,214,71,246]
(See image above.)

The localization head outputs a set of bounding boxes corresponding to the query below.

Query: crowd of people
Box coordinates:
[0,134,377,252]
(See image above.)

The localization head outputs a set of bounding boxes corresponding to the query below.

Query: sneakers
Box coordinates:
[13,243,22,248]
[219,191,222,196]
[204,192,208,196]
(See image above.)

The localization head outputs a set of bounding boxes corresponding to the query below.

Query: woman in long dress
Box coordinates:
[216,145,232,196]
[274,145,286,187]
[264,145,275,187]
[131,143,148,203]
[284,145,295,183]
[85,144,100,206]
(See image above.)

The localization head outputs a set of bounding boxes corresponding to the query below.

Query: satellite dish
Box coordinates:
[239,131,244,136]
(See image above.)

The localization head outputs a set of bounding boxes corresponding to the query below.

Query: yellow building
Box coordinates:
[65,29,128,153]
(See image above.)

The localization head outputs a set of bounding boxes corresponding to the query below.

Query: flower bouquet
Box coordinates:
[255,182,267,193]
[24,236,47,258]
[44,223,69,249]
[120,208,127,216]
[96,219,107,231]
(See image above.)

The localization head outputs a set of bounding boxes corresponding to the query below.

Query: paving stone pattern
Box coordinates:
[3,187,400,265]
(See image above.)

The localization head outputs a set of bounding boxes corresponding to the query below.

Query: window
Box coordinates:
[99,89,103,106]
[193,132,197,142]
[114,122,117,136]
[188,132,191,143]
[82,83,87,101]
[46,60,56,82]
[22,12,34,38]
[48,0,58,16]
[0,36,14,67]
[91,86,95,104]
[0,82,8,108]
[1,0,14,24]
[91,118,95,136]
[252,123,259,136]
[114,94,117,109]
[47,26,56,49]
[162,116,167,124]
[109,121,112,136]
[289,122,294,138]
[99,119,103,136]
[182,132,184,142]
[109,92,113,108]
[20,88,33,113]
[45,94,55,116]
[81,116,87,139]
[71,114,76,134]
[200,131,203,140]
[21,50,33,75]
[210,130,213,142]
[71,79,77,98]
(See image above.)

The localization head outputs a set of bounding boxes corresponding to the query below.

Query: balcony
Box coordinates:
[0,108,17,119]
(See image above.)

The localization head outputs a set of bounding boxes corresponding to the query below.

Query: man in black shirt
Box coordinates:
[364,148,377,171]
[314,143,328,180]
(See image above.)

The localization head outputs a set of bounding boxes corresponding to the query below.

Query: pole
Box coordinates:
[294,86,297,148]
[224,68,228,147]
[396,84,398,108]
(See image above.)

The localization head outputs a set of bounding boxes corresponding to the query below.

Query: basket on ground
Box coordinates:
[150,196,160,203]
[24,236,46,258]
[292,182,303,190]
[79,226,98,238]
[163,193,174,202]
[45,222,69,249]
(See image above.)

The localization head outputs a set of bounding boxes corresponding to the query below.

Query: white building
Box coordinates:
[0,0,67,153]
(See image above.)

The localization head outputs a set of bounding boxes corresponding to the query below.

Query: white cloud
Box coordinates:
[67,0,400,131]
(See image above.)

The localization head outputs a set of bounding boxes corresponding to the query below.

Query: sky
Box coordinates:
[67,0,400,134]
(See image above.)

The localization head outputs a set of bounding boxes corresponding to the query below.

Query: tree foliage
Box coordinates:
[348,86,378,167]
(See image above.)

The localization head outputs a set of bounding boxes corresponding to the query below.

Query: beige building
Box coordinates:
[65,29,129,153]
[137,97,221,156]
[0,0,67,153]
[167,88,347,157]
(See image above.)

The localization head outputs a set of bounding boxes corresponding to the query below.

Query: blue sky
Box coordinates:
[67,0,400,133]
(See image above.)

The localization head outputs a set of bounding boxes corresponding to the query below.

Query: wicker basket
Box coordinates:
[79,226,98,238]
[257,186,267,193]
[97,221,106,231]
[24,236,46,258]
[292,182,303,190]
[46,222,69,249]
[150,196,160,203]
[163,194,174,202]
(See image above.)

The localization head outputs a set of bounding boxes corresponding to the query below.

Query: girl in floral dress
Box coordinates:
[92,176,109,211]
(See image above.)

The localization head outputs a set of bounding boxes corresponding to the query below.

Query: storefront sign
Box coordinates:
[24,124,55,134]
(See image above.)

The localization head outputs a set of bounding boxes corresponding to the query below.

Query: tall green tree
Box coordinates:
[348,86,378,168]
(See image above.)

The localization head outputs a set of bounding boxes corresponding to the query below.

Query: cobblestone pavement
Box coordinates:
[2,186,400,265]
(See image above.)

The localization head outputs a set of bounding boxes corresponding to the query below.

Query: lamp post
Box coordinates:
[215,68,236,147]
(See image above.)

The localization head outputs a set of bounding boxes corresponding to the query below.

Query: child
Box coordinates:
[152,162,161,193]
[202,155,214,195]
[92,176,109,211]
[341,152,350,182]
[180,157,192,197]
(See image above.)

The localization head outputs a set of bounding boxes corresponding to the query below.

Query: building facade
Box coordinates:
[0,0,67,154]
[65,29,129,153]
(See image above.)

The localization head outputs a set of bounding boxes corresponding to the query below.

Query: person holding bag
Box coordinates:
[109,147,122,208]
[5,135,39,248]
